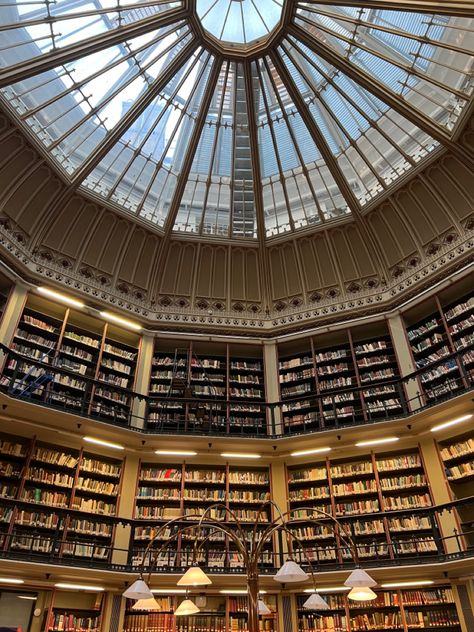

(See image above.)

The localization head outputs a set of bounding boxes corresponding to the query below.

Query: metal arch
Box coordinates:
[147,55,223,293]
[299,0,474,17]
[287,24,469,148]
[69,37,199,187]
[269,49,391,280]
[0,4,189,89]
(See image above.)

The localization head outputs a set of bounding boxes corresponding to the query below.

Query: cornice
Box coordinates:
[0,218,472,337]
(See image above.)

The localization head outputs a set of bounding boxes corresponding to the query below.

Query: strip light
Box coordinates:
[290,447,331,457]
[219,590,267,595]
[17,596,37,600]
[355,437,399,447]
[430,414,472,433]
[381,581,434,588]
[0,578,24,584]
[304,587,350,593]
[155,450,197,456]
[55,583,104,591]
[99,311,142,331]
[83,436,124,451]
[37,287,84,309]
[221,453,261,459]
[151,589,187,594]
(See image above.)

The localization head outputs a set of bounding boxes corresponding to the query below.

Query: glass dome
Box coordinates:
[0,1,472,240]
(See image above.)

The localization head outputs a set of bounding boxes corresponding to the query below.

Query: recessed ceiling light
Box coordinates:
[290,447,331,457]
[430,414,472,433]
[37,287,84,309]
[355,437,399,447]
[83,436,124,450]
[155,450,198,456]
[221,453,261,459]
[0,578,24,584]
[380,581,434,588]
[99,311,142,331]
[54,583,104,591]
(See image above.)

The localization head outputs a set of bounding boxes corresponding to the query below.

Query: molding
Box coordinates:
[0,217,472,336]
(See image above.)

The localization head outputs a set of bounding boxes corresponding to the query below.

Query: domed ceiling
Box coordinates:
[0,0,473,332]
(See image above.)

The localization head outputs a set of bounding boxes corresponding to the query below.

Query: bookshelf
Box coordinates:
[47,590,104,632]
[287,448,440,565]
[404,284,473,403]
[438,429,474,548]
[278,326,402,432]
[132,462,272,570]
[2,294,140,421]
[147,342,266,434]
[123,596,174,632]
[0,432,123,563]
[296,586,461,632]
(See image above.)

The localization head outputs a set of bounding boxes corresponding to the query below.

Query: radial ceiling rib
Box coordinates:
[149,56,222,291]
[70,37,198,186]
[299,0,474,17]
[0,4,188,88]
[270,49,390,278]
[244,60,272,309]
[287,23,469,150]
[301,5,468,55]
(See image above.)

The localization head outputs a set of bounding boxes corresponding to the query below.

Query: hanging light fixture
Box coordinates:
[123,578,153,600]
[132,597,162,611]
[257,599,271,615]
[177,566,212,587]
[344,569,377,601]
[347,586,377,601]
[273,559,309,583]
[175,598,200,616]
[302,593,330,610]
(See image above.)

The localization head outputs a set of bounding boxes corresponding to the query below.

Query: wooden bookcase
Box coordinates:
[278,324,402,432]
[296,585,462,632]
[437,428,474,548]
[2,294,140,422]
[132,461,272,570]
[45,590,104,632]
[0,431,123,563]
[403,279,473,403]
[123,594,278,632]
[287,447,440,565]
[147,341,266,434]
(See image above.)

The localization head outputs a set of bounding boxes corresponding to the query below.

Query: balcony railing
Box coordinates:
[0,496,473,573]
[0,343,472,437]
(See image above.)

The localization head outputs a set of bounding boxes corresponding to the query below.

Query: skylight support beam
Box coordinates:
[148,56,223,290]
[270,50,390,279]
[299,0,474,18]
[244,60,272,311]
[69,38,198,186]
[0,5,189,89]
[288,23,474,166]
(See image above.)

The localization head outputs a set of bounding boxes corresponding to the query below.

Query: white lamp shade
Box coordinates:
[344,569,377,588]
[177,566,212,587]
[273,560,309,583]
[123,579,153,600]
[175,598,200,616]
[302,593,330,610]
[258,600,271,615]
[348,586,377,601]
[132,598,162,611]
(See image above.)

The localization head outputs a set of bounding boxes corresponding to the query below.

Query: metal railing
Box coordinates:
[1,496,473,573]
[0,343,472,437]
